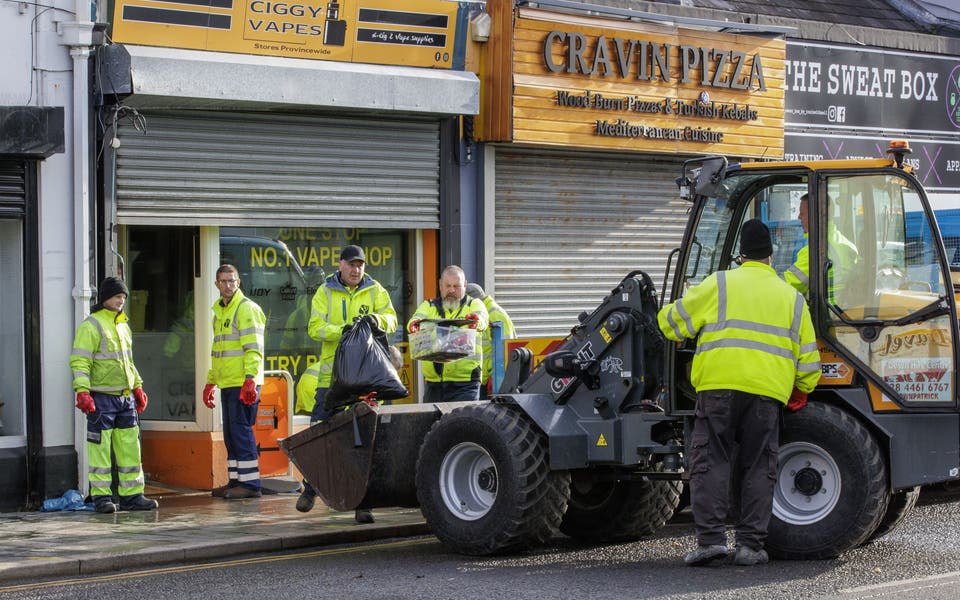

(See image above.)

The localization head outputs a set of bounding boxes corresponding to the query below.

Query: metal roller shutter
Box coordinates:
[494,147,690,337]
[114,111,440,228]
[0,161,26,216]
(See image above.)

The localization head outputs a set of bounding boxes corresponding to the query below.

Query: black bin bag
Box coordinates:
[325,319,408,411]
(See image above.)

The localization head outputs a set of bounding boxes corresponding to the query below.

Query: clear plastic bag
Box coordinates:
[410,321,478,362]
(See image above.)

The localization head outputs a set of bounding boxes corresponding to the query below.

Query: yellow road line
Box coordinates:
[0,537,435,594]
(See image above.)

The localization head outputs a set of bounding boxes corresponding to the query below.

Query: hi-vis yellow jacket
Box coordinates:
[784,243,810,296]
[784,227,859,298]
[207,289,266,388]
[308,273,398,389]
[71,309,142,394]
[658,261,821,403]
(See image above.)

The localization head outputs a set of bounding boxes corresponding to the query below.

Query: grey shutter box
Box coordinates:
[494,147,689,338]
[114,111,440,228]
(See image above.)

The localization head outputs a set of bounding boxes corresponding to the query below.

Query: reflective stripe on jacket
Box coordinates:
[70,309,142,393]
[480,297,516,385]
[409,297,488,383]
[784,227,858,298]
[307,273,397,388]
[784,243,810,296]
[658,261,821,403]
[295,361,322,414]
[207,289,266,388]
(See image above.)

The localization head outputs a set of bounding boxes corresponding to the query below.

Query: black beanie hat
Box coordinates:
[98,277,129,302]
[739,219,773,260]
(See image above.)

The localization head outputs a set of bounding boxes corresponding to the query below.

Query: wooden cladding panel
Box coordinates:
[508,7,786,158]
[477,0,514,142]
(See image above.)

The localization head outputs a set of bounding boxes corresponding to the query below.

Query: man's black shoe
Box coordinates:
[684,545,730,566]
[120,494,159,511]
[211,483,239,498]
[732,546,769,566]
[354,509,375,524]
[296,491,316,513]
[94,499,117,514]
[223,486,262,499]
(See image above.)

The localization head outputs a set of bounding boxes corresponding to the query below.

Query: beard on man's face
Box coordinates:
[442,297,461,312]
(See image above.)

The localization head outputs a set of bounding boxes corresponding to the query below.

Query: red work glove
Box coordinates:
[240,378,258,405]
[75,392,95,415]
[407,319,422,334]
[202,383,217,409]
[464,313,480,329]
[133,387,148,413]
[786,388,808,412]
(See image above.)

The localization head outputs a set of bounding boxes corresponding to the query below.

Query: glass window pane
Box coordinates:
[219,227,409,388]
[126,226,198,422]
[0,220,24,437]
[825,175,954,404]
[827,174,945,317]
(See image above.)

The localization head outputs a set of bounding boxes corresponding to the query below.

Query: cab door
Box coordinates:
[816,172,959,409]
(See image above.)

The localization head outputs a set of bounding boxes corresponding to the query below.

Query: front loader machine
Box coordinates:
[282,270,685,555]
[283,141,960,560]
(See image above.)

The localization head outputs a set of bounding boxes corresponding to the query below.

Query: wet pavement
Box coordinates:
[0,478,429,582]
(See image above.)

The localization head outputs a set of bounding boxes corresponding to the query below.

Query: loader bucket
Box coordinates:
[279,402,442,511]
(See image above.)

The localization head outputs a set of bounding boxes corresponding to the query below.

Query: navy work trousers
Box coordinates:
[221,386,261,491]
[689,389,780,551]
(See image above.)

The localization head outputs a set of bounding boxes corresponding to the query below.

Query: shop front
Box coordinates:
[100,0,478,489]
[476,2,787,336]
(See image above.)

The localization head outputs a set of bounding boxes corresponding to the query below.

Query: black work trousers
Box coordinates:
[689,389,780,551]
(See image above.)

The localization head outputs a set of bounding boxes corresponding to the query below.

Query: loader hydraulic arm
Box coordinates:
[507,271,664,415]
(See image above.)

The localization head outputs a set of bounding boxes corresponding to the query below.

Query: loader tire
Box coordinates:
[560,468,682,543]
[415,403,571,555]
[864,485,920,544]
[767,402,889,560]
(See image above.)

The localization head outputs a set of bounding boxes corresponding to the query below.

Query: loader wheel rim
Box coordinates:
[773,441,841,525]
[439,442,498,521]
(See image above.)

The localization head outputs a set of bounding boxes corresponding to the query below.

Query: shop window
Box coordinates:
[123,225,411,421]
[0,220,25,438]
[126,226,198,422]
[220,227,410,389]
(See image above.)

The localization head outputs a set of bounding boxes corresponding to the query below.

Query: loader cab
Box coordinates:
[665,149,960,415]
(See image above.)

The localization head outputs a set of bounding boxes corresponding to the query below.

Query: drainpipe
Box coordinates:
[59,1,99,492]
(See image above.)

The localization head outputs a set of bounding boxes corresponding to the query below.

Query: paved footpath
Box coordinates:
[0,481,429,582]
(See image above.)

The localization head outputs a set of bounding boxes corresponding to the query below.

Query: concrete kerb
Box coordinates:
[0,521,432,583]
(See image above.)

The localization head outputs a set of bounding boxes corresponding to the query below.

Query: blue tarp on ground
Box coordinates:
[40,489,93,512]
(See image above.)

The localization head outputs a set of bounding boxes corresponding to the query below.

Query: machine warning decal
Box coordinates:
[817,344,854,386]
[551,377,573,394]
[577,341,596,362]
[601,356,623,374]
[596,434,608,447]
[550,342,597,396]
[599,327,612,343]
[820,362,850,379]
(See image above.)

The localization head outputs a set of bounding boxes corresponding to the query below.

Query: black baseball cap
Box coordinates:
[340,245,366,263]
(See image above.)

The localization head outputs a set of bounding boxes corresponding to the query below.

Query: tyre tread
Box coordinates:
[415,403,570,555]
[768,402,889,560]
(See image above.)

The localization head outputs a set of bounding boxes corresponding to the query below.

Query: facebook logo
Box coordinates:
[828,105,847,123]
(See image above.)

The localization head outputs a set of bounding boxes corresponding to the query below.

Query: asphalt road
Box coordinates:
[5,489,960,600]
